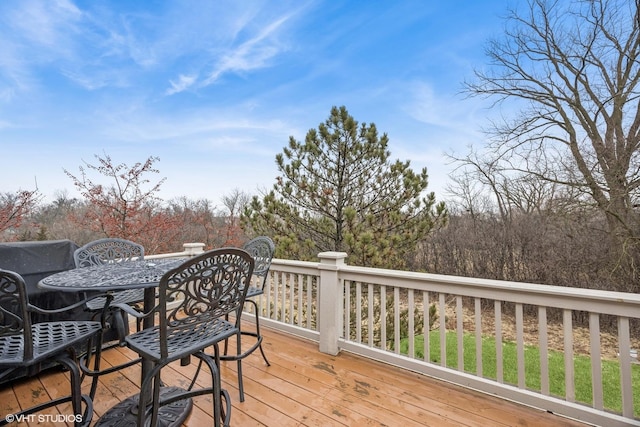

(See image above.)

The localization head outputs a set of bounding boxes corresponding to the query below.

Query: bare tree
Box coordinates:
[166,192,249,250]
[221,188,250,246]
[464,0,640,287]
[30,190,95,243]
[0,189,40,240]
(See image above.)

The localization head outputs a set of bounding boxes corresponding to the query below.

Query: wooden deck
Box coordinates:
[1,327,589,427]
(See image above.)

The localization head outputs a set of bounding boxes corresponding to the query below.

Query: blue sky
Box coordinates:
[1,0,512,207]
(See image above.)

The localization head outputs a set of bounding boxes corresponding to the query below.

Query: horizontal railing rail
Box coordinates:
[145,242,206,260]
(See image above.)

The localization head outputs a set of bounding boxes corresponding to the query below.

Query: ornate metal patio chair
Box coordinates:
[74,238,145,343]
[220,235,275,402]
[120,248,254,427]
[74,238,145,398]
[0,269,102,427]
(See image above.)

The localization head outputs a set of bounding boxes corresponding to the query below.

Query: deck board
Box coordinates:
[0,327,589,426]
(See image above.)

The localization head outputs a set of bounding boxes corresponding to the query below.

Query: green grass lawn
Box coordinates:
[400,331,640,417]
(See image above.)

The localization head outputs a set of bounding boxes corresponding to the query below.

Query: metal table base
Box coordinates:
[94,386,192,427]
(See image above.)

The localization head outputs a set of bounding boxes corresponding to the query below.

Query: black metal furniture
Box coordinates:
[38,257,190,424]
[118,248,254,427]
[0,239,106,385]
[74,238,145,343]
[0,269,102,427]
[220,236,275,402]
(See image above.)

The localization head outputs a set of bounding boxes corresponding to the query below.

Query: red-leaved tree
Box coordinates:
[0,189,40,240]
[64,153,182,253]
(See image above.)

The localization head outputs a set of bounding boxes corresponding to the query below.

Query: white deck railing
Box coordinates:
[153,245,640,427]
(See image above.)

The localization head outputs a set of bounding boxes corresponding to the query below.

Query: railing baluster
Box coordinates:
[408,289,415,358]
[289,273,296,325]
[457,295,463,371]
[424,291,430,362]
[516,303,525,388]
[394,287,400,354]
[381,285,387,350]
[539,306,549,396]
[356,281,362,343]
[563,309,575,402]
[306,275,313,330]
[296,273,303,327]
[281,272,287,323]
[618,316,633,418]
[367,283,376,347]
[273,271,279,321]
[589,312,603,410]
[475,297,482,376]
[439,292,446,367]
[495,300,503,384]
[368,283,375,347]
[345,281,351,339]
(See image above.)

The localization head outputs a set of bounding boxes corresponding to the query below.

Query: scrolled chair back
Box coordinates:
[242,236,275,289]
[74,238,144,268]
[156,248,254,359]
[0,269,33,361]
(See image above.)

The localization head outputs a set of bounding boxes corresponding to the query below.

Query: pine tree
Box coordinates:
[243,106,447,269]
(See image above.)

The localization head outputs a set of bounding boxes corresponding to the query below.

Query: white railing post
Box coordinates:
[183,242,205,257]
[317,251,347,355]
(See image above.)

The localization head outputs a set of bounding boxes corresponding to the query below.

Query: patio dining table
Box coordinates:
[38,257,192,427]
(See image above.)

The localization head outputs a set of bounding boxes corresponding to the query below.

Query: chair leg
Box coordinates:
[221,389,231,427]
[189,349,231,426]
[212,358,223,427]
[235,329,244,402]
[81,300,111,401]
[218,299,270,402]
[210,345,226,427]
[222,313,230,356]
[189,349,226,427]
[149,372,162,427]
[88,333,103,400]
[136,363,162,427]
[250,300,270,366]
[55,353,93,427]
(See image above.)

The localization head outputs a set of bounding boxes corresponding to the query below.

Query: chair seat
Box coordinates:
[245,286,262,299]
[0,321,102,365]
[85,288,145,311]
[125,318,238,362]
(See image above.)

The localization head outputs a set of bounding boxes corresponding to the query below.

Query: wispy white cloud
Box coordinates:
[97,105,293,151]
[0,42,31,97]
[404,81,487,137]
[160,4,311,95]
[166,74,198,95]
[405,82,454,127]
[202,13,294,86]
[10,0,83,50]
[0,0,84,95]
